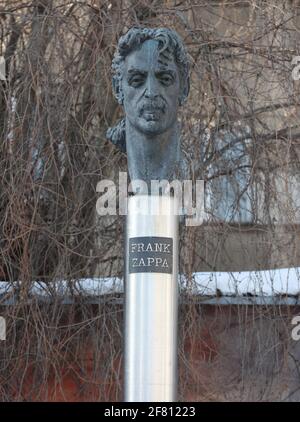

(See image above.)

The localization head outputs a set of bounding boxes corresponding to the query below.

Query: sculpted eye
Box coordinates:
[158,73,174,85]
[129,74,145,86]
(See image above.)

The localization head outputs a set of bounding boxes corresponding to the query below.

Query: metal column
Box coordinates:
[124,194,179,402]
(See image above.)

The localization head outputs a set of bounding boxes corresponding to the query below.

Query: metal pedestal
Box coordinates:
[124,194,179,402]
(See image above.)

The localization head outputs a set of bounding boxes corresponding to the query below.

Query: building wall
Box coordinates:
[2,303,299,402]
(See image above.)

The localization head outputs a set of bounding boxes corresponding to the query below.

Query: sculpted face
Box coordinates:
[122,39,181,136]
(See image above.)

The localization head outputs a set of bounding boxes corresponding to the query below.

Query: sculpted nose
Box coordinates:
[144,75,159,99]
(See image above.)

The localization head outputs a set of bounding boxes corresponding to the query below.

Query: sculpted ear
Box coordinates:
[179,74,190,106]
[112,74,124,105]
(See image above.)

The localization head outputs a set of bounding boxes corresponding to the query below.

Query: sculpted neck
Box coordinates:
[125,118,181,184]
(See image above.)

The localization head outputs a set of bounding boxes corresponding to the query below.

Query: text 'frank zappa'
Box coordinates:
[129,236,173,274]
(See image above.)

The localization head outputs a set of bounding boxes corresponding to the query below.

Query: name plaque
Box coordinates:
[128,236,173,274]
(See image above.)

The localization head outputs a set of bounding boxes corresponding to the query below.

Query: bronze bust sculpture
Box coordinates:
[107,27,190,185]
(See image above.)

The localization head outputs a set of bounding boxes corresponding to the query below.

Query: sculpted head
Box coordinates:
[108,27,190,150]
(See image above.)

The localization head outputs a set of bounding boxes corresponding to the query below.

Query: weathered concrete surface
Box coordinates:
[181,223,300,273]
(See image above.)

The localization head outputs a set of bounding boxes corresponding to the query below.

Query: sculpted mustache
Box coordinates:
[139,103,166,113]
